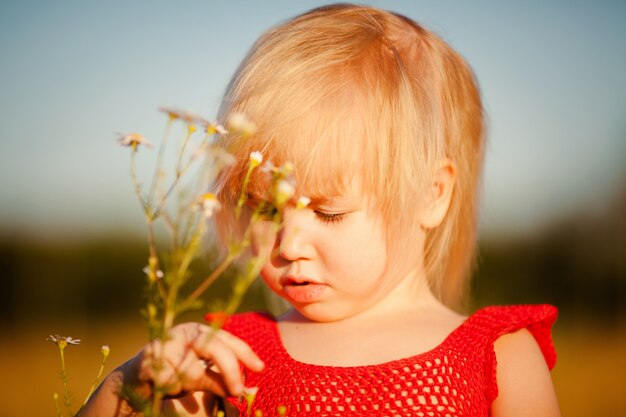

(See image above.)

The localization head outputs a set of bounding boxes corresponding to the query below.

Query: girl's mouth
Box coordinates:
[282,277,327,303]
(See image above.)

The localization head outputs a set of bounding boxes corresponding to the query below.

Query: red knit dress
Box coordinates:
[222,304,557,417]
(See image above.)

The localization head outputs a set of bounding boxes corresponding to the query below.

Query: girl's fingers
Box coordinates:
[213,330,265,372]
[140,323,263,397]
[172,353,230,397]
[194,367,230,398]
[175,323,263,371]
[185,326,264,375]
[194,335,246,395]
[172,327,247,395]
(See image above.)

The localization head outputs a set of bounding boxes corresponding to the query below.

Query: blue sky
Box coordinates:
[1,0,625,240]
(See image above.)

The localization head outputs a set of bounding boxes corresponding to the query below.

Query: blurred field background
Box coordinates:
[1,1,625,416]
[1,161,625,403]
[1,189,625,417]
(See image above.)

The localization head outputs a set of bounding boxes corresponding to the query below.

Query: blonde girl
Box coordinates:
[83,4,560,417]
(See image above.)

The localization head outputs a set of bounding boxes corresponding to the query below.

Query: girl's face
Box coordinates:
[250,181,422,322]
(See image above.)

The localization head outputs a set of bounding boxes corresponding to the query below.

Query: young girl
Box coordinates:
[83,4,560,417]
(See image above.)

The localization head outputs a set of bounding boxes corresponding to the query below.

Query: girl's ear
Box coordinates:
[419,159,456,229]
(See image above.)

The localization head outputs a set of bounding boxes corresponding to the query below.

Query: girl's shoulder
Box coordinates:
[456,304,558,409]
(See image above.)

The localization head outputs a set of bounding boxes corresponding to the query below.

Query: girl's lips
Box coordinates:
[282,279,327,303]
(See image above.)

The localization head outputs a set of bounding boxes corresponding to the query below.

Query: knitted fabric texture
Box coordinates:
[223,304,557,417]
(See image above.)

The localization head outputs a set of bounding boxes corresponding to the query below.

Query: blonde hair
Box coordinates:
[216,4,484,310]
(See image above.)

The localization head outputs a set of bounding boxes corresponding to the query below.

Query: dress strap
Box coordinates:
[467,304,558,405]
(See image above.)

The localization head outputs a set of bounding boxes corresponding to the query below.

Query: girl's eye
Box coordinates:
[258,204,279,219]
[314,211,346,224]
[246,197,278,220]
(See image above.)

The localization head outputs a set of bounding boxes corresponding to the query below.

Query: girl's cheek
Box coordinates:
[250,221,277,258]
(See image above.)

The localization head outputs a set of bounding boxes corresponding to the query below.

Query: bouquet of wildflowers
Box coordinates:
[48,108,300,417]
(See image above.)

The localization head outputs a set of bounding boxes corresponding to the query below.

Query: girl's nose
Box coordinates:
[277,210,315,261]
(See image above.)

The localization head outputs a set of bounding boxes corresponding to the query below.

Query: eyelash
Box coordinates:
[247,195,347,224]
[253,202,279,219]
[315,211,347,224]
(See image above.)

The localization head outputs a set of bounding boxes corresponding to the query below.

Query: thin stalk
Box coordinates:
[161,211,179,252]
[176,224,204,284]
[147,119,174,203]
[152,125,197,220]
[130,149,149,213]
[81,350,109,408]
[179,251,237,312]
[179,190,205,250]
[175,126,194,177]
[235,163,255,219]
[224,255,267,317]
[149,309,175,417]
[181,200,271,314]
[146,218,167,301]
[163,309,176,336]
[53,393,63,417]
[58,345,72,414]
[152,391,164,417]
[152,160,194,219]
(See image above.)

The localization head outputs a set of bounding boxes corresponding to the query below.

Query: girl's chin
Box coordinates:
[290,302,353,323]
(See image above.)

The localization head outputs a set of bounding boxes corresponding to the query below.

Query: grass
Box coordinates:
[552,322,626,416]
[1,317,624,417]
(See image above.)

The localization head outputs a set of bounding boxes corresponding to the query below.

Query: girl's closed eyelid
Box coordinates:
[313,210,348,224]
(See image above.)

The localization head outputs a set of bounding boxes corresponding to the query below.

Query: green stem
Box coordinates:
[53,393,63,417]
[190,201,271,312]
[152,160,194,219]
[80,352,109,408]
[179,251,238,312]
[146,217,167,302]
[152,391,164,417]
[235,163,256,219]
[147,119,173,204]
[161,211,179,253]
[224,255,267,317]
[175,128,193,177]
[163,309,175,336]
[130,149,149,213]
[149,309,175,417]
[58,346,72,414]
[152,126,197,220]
[177,221,204,283]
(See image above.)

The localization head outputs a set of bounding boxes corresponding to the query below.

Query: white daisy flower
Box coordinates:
[116,133,154,149]
[228,112,257,136]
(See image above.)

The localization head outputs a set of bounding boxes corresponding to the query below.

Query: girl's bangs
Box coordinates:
[233,88,379,202]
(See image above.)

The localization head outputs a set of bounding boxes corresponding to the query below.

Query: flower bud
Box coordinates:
[249,151,263,168]
[101,345,110,358]
[274,180,295,209]
[198,193,221,218]
[296,196,311,210]
[228,112,257,136]
[279,161,295,177]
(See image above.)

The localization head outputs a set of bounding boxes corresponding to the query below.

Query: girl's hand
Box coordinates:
[137,322,264,398]
[79,323,262,417]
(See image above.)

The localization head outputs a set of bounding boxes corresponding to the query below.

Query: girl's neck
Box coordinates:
[277,285,465,367]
